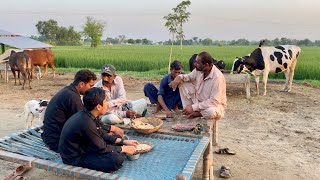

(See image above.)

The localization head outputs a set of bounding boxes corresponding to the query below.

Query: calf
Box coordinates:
[8,50,32,89]
[189,54,226,72]
[16,99,49,128]
[231,45,301,95]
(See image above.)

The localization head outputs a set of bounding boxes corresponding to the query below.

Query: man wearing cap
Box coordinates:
[94,64,147,124]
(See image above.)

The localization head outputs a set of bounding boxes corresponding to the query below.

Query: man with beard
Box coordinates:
[170,52,227,120]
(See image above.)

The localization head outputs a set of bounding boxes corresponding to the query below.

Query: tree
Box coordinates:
[118,35,126,44]
[82,17,106,48]
[174,0,191,49]
[163,13,179,72]
[135,39,142,44]
[35,19,81,45]
[201,38,213,46]
[36,19,59,44]
[167,0,191,50]
[127,39,135,44]
[192,37,199,45]
[163,0,191,72]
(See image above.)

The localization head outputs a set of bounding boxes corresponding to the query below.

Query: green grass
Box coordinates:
[52,45,320,81]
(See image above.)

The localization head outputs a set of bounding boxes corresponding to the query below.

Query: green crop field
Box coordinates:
[53,45,320,81]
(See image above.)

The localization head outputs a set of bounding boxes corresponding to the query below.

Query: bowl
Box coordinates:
[123,135,129,140]
[127,153,140,161]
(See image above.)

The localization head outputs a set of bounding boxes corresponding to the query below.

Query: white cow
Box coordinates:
[231,45,301,95]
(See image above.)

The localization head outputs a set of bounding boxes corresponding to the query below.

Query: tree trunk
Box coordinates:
[180,33,182,50]
[180,24,183,50]
[168,34,174,73]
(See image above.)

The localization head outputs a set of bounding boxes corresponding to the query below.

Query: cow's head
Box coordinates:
[231,57,245,74]
[215,60,225,70]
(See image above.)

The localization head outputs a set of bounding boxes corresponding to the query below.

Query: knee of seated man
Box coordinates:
[109,152,125,171]
[201,107,219,120]
[143,83,154,92]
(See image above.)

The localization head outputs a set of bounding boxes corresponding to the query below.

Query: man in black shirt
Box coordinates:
[42,69,124,152]
[59,87,137,172]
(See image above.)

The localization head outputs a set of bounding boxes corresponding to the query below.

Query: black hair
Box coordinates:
[170,60,183,70]
[73,69,97,85]
[198,52,213,65]
[83,87,106,111]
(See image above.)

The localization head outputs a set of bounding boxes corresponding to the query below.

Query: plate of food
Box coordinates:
[131,117,163,134]
[135,141,154,154]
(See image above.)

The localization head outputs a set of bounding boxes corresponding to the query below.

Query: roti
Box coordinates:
[135,143,152,152]
[132,121,154,129]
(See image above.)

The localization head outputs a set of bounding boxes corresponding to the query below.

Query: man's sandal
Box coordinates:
[4,164,32,180]
[215,148,236,155]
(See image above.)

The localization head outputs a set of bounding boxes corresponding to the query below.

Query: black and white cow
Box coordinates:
[231,45,301,95]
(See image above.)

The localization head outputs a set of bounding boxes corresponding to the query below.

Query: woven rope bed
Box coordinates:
[0,125,209,180]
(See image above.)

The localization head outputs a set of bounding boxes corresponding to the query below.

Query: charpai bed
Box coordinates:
[0,125,209,180]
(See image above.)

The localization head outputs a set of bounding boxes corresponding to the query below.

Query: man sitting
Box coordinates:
[143,60,183,118]
[170,52,227,120]
[94,64,147,124]
[59,87,137,172]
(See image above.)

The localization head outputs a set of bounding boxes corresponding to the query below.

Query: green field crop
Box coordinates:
[53,45,320,80]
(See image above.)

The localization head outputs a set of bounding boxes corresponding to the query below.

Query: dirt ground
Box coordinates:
[0,73,319,180]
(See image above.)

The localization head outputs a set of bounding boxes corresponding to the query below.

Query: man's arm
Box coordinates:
[157,95,172,117]
[157,75,173,117]
[171,70,197,91]
[83,122,122,153]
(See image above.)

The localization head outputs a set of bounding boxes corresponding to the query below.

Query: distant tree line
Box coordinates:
[30,19,320,47]
[160,37,320,46]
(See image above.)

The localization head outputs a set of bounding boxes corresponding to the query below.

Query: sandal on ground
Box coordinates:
[15,164,32,176]
[220,165,231,178]
[4,164,32,180]
[4,174,27,180]
[215,148,236,155]
[13,175,27,180]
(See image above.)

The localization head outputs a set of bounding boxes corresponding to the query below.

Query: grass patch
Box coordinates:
[53,45,320,81]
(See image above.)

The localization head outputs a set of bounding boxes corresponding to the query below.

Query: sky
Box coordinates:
[0,0,319,42]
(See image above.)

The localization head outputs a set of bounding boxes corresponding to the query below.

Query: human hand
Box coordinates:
[124,140,139,146]
[182,105,193,115]
[165,110,173,118]
[110,125,124,137]
[121,145,136,155]
[170,76,182,91]
[126,110,136,118]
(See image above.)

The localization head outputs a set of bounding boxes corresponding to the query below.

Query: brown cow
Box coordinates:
[9,51,32,89]
[23,49,56,79]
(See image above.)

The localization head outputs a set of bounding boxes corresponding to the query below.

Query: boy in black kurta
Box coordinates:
[59,87,137,172]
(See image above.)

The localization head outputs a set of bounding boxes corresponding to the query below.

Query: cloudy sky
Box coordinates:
[0,0,319,41]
